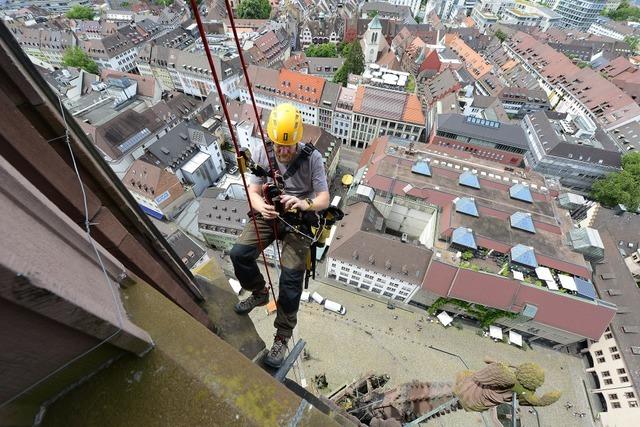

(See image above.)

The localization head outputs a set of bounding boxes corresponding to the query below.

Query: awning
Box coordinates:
[509,330,523,347]
[535,267,554,282]
[545,280,559,291]
[437,311,453,327]
[575,278,597,300]
[341,174,354,186]
[489,325,503,340]
[558,274,577,291]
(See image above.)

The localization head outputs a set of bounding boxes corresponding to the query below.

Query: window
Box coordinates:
[629,401,638,408]
[602,371,611,377]
[609,393,619,400]
[361,285,370,291]
[383,292,393,297]
[625,392,635,399]
[617,368,626,375]
[604,378,614,385]
[595,350,603,356]
[609,346,618,353]
[613,354,621,360]
[597,357,606,363]
[611,402,621,409]
[620,376,629,383]
[605,332,613,339]
[371,288,382,294]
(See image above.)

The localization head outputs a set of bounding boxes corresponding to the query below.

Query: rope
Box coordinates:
[222,0,286,274]
[187,0,278,302]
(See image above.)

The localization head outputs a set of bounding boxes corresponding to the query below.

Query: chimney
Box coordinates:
[385,259,392,270]
[368,254,375,265]
[352,250,359,260]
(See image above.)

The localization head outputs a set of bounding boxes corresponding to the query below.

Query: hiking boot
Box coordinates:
[234,289,269,314]
[264,335,289,368]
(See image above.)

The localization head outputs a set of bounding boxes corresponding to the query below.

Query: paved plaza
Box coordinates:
[247,279,597,427]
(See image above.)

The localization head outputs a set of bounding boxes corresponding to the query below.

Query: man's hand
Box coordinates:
[280,194,310,211]
[255,198,278,219]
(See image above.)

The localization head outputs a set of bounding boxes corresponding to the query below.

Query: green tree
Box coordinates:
[604,0,640,21]
[495,29,508,43]
[62,47,99,74]
[305,43,337,57]
[237,0,271,19]
[333,40,365,86]
[591,152,640,211]
[347,40,364,75]
[405,74,416,93]
[336,41,347,55]
[333,65,349,86]
[66,5,95,20]
[367,10,379,19]
[154,0,174,6]
[624,35,639,52]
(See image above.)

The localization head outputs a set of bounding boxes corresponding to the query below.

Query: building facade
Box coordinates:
[522,112,621,193]
[554,0,606,30]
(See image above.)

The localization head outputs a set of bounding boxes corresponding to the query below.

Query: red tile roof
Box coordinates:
[422,261,615,340]
[278,69,325,106]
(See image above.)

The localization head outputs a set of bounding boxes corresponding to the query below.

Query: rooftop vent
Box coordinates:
[385,259,392,270]
[368,254,375,265]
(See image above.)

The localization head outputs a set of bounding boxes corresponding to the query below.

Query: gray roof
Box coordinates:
[145,122,216,170]
[166,230,206,270]
[319,81,341,110]
[609,120,640,152]
[436,113,528,150]
[307,57,345,72]
[198,188,249,236]
[591,208,640,392]
[527,112,622,168]
[328,202,433,283]
[361,2,413,18]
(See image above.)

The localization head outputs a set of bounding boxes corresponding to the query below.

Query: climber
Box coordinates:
[229,103,330,368]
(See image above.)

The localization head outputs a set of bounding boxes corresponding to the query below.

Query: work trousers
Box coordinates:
[229,215,309,338]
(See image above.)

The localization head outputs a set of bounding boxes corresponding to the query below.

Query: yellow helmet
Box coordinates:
[267,103,303,146]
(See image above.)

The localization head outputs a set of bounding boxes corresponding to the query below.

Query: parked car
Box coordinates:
[323,299,346,315]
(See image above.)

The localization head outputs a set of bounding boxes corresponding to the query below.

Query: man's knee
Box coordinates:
[278,268,304,313]
[229,243,257,264]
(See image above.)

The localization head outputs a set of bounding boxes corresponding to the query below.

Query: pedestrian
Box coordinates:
[230,104,330,368]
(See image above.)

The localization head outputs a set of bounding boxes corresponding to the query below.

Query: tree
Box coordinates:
[367,10,379,19]
[347,40,364,75]
[333,40,364,86]
[494,29,508,43]
[591,152,640,211]
[604,0,640,21]
[305,43,337,58]
[405,74,416,93]
[237,0,271,19]
[66,5,95,20]
[624,35,639,53]
[154,0,174,6]
[336,41,347,56]
[62,47,99,74]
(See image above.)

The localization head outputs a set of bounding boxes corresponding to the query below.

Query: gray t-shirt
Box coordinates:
[249,144,328,199]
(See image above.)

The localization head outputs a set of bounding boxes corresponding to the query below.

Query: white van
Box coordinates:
[311,292,325,305]
[323,299,346,315]
[301,291,311,302]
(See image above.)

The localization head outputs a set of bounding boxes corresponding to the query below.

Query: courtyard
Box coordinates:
[248,280,597,427]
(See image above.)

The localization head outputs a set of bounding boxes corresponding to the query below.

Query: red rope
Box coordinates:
[188,0,278,300]
[221,0,286,272]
